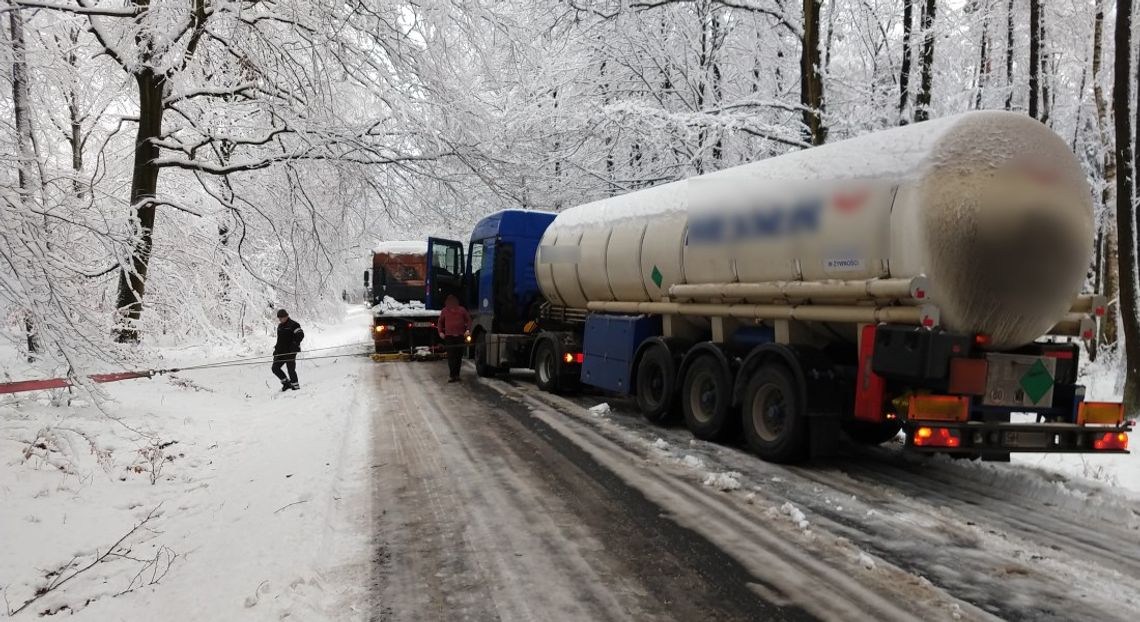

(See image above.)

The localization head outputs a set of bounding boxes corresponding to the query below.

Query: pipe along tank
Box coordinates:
[535,111,1093,349]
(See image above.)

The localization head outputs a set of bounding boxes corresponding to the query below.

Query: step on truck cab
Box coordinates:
[437,112,1132,463]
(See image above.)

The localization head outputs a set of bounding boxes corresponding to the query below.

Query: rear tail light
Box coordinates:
[1092,432,1128,451]
[562,352,584,364]
[907,395,970,422]
[1078,401,1125,426]
[912,426,961,448]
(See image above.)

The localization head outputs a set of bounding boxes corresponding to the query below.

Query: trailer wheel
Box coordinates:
[635,344,679,424]
[533,339,561,392]
[842,420,903,446]
[742,364,808,463]
[682,355,736,441]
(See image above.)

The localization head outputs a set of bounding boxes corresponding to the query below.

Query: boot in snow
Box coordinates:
[280,381,291,392]
[290,382,300,391]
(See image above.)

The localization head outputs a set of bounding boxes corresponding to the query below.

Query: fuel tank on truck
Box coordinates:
[534,111,1094,349]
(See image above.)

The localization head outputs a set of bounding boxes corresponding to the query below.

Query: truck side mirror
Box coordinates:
[363,270,370,287]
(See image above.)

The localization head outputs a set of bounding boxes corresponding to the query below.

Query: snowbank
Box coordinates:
[0,308,376,620]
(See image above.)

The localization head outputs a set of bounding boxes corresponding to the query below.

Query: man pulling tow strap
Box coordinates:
[272,309,305,391]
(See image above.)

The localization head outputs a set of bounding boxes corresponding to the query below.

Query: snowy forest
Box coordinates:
[1,0,1139,404]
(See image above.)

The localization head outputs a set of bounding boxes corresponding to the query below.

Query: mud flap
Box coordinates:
[809,416,841,459]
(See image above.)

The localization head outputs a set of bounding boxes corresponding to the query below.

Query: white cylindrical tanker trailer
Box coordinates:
[456,111,1128,463]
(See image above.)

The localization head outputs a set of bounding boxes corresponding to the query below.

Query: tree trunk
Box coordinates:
[1092,0,1119,346]
[914,0,936,122]
[1040,7,1050,124]
[9,11,38,360]
[975,0,991,110]
[1029,0,1041,119]
[899,0,914,122]
[1112,0,1140,412]
[66,28,83,198]
[113,71,166,343]
[1004,0,1014,110]
[801,0,826,144]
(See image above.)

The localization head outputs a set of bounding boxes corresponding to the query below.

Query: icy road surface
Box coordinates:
[371,362,1140,622]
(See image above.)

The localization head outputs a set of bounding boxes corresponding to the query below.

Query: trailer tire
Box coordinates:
[742,364,809,463]
[682,355,736,441]
[842,420,903,446]
[635,344,679,424]
[533,339,561,393]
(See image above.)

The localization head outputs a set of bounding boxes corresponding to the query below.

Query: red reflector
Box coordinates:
[1082,330,1094,340]
[1044,350,1074,360]
[912,426,961,448]
[974,334,992,347]
[575,353,584,364]
[922,317,934,327]
[948,359,988,396]
[1095,306,1106,317]
[1093,432,1128,451]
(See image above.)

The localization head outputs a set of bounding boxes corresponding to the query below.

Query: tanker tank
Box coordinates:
[534,111,1093,349]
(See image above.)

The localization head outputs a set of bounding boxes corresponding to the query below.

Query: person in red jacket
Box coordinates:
[437,294,472,382]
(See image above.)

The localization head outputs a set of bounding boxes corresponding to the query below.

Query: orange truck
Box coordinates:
[365,241,440,354]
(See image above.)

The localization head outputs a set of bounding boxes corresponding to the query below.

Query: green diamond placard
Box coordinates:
[651,266,663,288]
[1019,359,1054,405]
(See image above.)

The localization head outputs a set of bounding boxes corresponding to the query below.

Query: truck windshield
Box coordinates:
[374,254,426,286]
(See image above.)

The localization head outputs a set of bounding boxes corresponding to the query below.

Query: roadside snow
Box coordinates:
[0,308,375,620]
[702,471,743,491]
[776,502,811,530]
[588,402,611,416]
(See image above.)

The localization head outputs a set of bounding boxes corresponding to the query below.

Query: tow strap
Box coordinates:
[0,371,155,395]
[0,344,375,395]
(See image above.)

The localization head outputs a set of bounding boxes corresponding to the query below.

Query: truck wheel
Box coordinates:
[842,420,903,446]
[742,364,809,463]
[636,345,679,424]
[474,337,499,378]
[533,339,561,392]
[682,355,736,441]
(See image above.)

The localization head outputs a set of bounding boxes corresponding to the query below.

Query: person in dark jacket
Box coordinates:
[272,309,305,391]
[437,294,471,382]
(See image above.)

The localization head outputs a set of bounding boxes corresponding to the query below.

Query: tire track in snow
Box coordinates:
[371,362,803,621]
[532,382,1140,621]
[484,377,988,622]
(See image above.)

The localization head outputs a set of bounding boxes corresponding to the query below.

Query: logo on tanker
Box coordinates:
[685,188,872,246]
[686,198,824,245]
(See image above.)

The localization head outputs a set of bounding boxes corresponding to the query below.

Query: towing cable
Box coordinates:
[0,343,375,396]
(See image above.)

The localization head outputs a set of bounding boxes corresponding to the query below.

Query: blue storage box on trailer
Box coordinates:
[581,314,662,394]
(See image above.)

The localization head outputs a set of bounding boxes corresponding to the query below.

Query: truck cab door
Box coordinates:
[426,237,464,310]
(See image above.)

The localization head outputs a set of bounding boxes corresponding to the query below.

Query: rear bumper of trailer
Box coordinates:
[903,420,1132,454]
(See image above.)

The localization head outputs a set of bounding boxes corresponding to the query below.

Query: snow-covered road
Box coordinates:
[368,362,799,621]
[4,307,1138,621]
[366,360,1140,621]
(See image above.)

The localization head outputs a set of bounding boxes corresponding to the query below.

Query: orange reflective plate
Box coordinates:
[1078,401,1124,426]
[908,395,970,422]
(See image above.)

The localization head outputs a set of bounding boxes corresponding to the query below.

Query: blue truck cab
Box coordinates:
[427,210,557,372]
